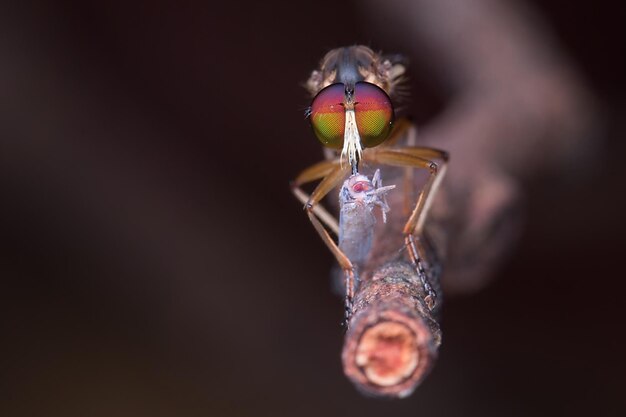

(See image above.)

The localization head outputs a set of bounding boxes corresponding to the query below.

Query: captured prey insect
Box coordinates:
[337,170,395,316]
[291,46,449,323]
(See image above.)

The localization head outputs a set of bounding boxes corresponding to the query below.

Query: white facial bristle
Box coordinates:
[341,109,363,169]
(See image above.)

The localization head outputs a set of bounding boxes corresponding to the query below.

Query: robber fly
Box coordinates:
[291,46,448,322]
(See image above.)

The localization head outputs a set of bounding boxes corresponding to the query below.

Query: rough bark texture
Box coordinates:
[342,262,441,398]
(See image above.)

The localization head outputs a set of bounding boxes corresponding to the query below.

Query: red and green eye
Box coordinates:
[309,82,394,149]
[309,83,345,148]
[354,82,394,148]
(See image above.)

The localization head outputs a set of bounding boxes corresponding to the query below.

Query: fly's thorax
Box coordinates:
[305,45,406,100]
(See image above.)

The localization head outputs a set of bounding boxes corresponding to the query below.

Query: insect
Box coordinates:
[291,46,449,322]
[337,169,395,316]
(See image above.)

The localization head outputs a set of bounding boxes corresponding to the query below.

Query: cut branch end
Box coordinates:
[342,263,441,398]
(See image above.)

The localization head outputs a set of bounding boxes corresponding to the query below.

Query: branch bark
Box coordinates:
[342,262,441,398]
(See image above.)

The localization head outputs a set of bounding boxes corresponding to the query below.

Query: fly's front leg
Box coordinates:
[365,147,449,310]
[291,159,342,233]
[291,161,356,323]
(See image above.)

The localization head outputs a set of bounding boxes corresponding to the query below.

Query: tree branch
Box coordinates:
[342,262,441,398]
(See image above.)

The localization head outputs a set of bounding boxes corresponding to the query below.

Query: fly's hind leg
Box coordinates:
[290,160,356,323]
[307,210,357,325]
[365,147,449,310]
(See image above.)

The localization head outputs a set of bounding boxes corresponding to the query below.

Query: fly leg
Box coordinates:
[378,119,419,215]
[365,147,449,310]
[291,159,342,233]
[291,160,356,323]
[307,208,357,325]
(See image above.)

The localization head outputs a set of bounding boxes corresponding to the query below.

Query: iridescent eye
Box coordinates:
[309,83,345,148]
[354,82,394,148]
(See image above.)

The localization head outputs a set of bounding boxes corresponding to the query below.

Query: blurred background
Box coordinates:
[1,1,624,416]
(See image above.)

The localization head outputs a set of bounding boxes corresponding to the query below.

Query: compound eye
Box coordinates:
[309,83,345,148]
[354,82,394,148]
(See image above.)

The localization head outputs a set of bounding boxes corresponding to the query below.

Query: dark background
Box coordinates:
[1,1,624,416]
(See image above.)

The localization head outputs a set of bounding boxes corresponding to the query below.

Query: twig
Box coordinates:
[342,261,441,398]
